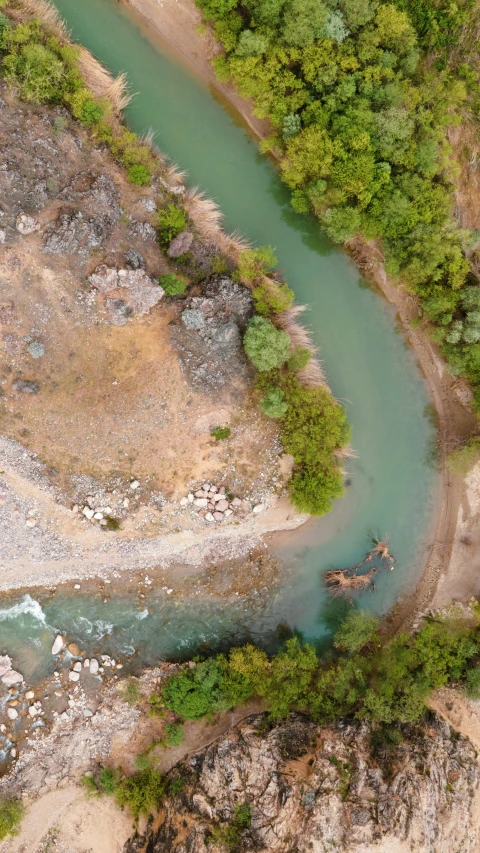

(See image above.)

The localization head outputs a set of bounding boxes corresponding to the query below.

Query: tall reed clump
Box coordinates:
[0,0,350,517]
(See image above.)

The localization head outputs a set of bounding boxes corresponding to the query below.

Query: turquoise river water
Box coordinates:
[0,0,439,682]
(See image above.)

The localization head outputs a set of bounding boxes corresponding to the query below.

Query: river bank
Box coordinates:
[119,0,480,627]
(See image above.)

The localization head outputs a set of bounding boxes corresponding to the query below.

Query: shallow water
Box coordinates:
[0,0,439,680]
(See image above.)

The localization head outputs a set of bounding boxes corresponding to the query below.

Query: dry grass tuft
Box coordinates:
[165,163,188,188]
[277,305,328,387]
[78,50,132,112]
[19,0,67,38]
[335,443,358,460]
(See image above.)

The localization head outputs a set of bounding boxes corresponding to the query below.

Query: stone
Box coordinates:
[205,513,215,522]
[219,486,226,494]
[94,512,103,520]
[216,499,229,512]
[16,213,41,235]
[194,498,208,508]
[25,690,35,700]
[130,480,140,490]
[67,643,80,656]
[181,309,205,330]
[207,502,215,510]
[124,249,145,269]
[166,589,173,595]
[213,512,223,521]
[68,671,80,682]
[2,671,23,686]
[123,498,130,508]
[83,709,93,718]
[210,486,218,493]
[0,229,5,244]
[167,230,193,258]
[74,584,81,590]
[203,484,211,492]
[0,665,10,679]
[195,490,206,498]
[84,659,90,668]
[179,497,188,507]
[28,705,39,718]
[253,503,264,513]
[7,708,18,721]
[231,497,242,507]
[51,635,64,655]
[224,509,233,517]
[188,493,194,503]
[82,507,94,520]
[28,341,45,359]
[25,518,37,528]
[13,379,39,394]
[10,748,16,758]
[89,659,99,675]
[72,662,82,673]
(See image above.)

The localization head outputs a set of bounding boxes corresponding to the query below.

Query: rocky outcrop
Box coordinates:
[127,713,480,853]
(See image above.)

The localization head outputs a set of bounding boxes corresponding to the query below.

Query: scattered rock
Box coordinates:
[253,503,264,513]
[51,635,64,655]
[25,518,37,528]
[2,671,23,687]
[194,498,208,508]
[167,230,193,258]
[130,480,140,490]
[12,380,39,394]
[72,662,82,673]
[68,671,80,683]
[28,341,45,359]
[205,513,214,522]
[28,706,39,718]
[16,213,41,235]
[7,708,18,721]
[89,659,99,675]
[216,499,229,512]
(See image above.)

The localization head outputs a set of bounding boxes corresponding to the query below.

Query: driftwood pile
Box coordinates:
[324,539,396,598]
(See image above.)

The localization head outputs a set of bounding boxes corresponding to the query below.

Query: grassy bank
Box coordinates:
[194,0,480,409]
[0,0,350,516]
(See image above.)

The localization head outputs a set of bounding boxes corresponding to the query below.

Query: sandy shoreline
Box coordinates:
[118,0,480,624]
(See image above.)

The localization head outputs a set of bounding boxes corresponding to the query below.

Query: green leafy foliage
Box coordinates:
[154,204,187,248]
[465,665,480,699]
[211,803,252,849]
[200,0,480,393]
[447,436,480,475]
[0,799,24,840]
[121,678,141,706]
[252,278,294,316]
[158,273,188,296]
[115,769,165,820]
[211,425,231,440]
[165,722,185,746]
[237,246,277,283]
[260,386,288,418]
[243,316,290,371]
[333,609,380,653]
[281,377,350,514]
[127,163,151,185]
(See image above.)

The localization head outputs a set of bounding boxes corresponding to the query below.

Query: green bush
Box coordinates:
[252,279,294,316]
[80,98,104,126]
[158,273,187,296]
[288,347,311,371]
[99,767,120,796]
[333,609,380,653]
[154,204,187,247]
[211,425,231,440]
[165,722,185,747]
[81,774,100,797]
[115,769,165,820]
[0,799,24,841]
[260,386,288,418]
[243,316,290,372]
[127,164,150,185]
[121,678,141,706]
[237,246,277,283]
[447,436,480,475]
[465,665,480,699]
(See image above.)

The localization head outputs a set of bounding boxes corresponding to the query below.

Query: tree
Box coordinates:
[282,0,329,47]
[334,610,380,653]
[238,246,277,283]
[236,30,268,57]
[0,799,24,841]
[243,316,290,371]
[260,386,288,418]
[322,207,361,243]
[340,0,376,31]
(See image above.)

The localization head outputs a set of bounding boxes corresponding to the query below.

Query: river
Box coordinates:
[0,0,438,682]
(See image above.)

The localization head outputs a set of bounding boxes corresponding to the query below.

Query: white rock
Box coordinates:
[210,486,218,493]
[123,498,130,508]
[83,709,93,718]
[25,518,37,528]
[2,671,23,686]
[10,748,16,758]
[89,659,99,674]
[74,584,81,590]
[166,588,173,595]
[179,497,188,507]
[195,490,206,498]
[28,705,39,717]
[253,503,264,513]
[94,512,104,520]
[213,493,225,502]
[72,504,79,514]
[51,635,64,655]
[224,509,233,517]
[0,724,6,733]
[84,659,90,668]
[194,498,208,508]
[82,507,94,520]
[72,662,82,673]
[216,499,229,512]
[130,480,140,490]
[25,690,35,700]
[231,497,242,507]
[7,708,18,721]
[68,671,80,682]
[187,493,194,503]
[205,512,215,522]
[16,213,40,235]
[202,483,211,492]
[116,664,123,669]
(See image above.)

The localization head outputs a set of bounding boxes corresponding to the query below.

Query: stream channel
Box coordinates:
[0,0,439,682]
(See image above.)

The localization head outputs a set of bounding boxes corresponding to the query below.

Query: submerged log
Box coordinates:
[324,568,377,597]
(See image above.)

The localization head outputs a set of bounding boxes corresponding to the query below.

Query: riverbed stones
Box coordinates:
[216,499,229,512]
[68,671,80,683]
[51,635,64,655]
[7,708,18,721]
[89,659,99,675]
[16,213,40,235]
[253,503,264,513]
[72,662,82,673]
[2,670,23,686]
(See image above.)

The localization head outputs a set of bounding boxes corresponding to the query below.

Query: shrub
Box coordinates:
[99,766,120,796]
[0,798,24,840]
[115,769,165,820]
[288,347,311,371]
[447,436,480,475]
[158,273,187,296]
[260,387,288,418]
[121,678,141,706]
[211,425,231,440]
[252,279,294,316]
[104,515,120,531]
[135,753,150,771]
[3,42,65,103]
[237,246,277,283]
[333,609,380,653]
[243,316,290,372]
[465,665,480,699]
[81,774,100,797]
[154,204,187,247]
[165,722,184,747]
[127,164,150,185]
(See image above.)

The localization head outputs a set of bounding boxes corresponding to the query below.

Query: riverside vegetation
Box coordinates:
[0,0,349,516]
[195,0,480,407]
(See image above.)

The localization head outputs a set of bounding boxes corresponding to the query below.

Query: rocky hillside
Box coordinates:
[127,713,480,853]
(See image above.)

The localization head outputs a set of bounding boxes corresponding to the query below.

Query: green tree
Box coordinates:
[0,799,24,841]
[282,0,329,46]
[243,316,290,371]
[334,610,380,653]
[260,386,288,418]
[165,722,185,746]
[158,273,187,295]
[238,246,277,282]
[236,30,268,56]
